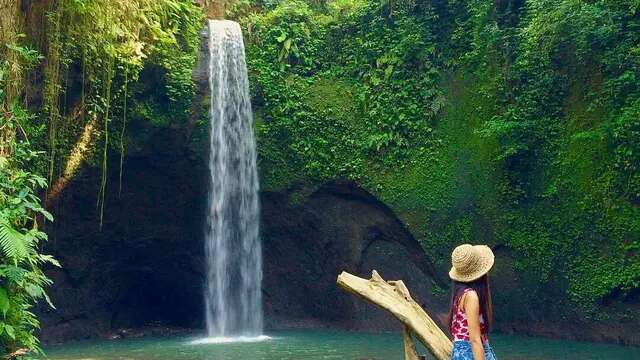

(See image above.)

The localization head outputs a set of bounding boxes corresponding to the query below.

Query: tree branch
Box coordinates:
[337,270,452,360]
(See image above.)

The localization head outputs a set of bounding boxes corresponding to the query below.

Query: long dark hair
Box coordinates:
[447,275,493,333]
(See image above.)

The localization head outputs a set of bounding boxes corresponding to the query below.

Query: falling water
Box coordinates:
[203,19,263,339]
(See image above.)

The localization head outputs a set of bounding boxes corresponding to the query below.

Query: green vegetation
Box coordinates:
[0,145,58,356]
[0,0,203,354]
[0,40,57,356]
[237,0,640,322]
[41,0,204,226]
[1,0,639,352]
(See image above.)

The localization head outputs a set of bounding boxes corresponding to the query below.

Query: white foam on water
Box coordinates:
[189,335,272,345]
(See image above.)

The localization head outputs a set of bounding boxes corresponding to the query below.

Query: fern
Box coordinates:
[0,221,29,262]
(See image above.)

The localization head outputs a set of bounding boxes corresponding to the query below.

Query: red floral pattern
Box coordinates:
[450,288,488,342]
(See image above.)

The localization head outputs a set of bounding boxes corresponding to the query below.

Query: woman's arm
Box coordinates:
[462,291,485,360]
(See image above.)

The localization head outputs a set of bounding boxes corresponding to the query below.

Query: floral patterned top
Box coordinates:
[450,288,488,343]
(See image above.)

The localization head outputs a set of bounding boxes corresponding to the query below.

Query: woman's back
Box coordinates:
[447,244,497,360]
[450,288,489,343]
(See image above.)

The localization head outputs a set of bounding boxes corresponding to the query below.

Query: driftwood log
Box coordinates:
[337,270,453,360]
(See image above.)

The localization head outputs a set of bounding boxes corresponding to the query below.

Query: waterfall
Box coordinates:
[203,19,263,339]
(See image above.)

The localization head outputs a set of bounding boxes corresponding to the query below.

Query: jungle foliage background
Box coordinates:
[1,0,639,354]
[239,0,640,321]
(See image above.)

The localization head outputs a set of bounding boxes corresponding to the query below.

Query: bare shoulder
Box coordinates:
[461,289,479,310]
[464,289,479,300]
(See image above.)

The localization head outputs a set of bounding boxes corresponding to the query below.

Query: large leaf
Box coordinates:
[0,265,28,282]
[38,254,61,267]
[4,323,15,339]
[0,221,28,261]
[26,284,43,299]
[0,287,9,317]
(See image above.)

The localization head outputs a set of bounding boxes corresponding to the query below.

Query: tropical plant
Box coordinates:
[0,146,58,356]
[1,39,58,357]
[242,0,640,320]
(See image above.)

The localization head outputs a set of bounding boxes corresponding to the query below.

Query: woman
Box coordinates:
[447,244,497,360]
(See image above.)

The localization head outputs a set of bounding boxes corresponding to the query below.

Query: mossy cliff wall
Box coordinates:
[236,0,640,345]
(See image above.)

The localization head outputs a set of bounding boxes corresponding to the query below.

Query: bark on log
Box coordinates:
[337,270,453,360]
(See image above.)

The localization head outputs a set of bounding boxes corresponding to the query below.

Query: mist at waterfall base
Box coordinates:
[197,19,267,344]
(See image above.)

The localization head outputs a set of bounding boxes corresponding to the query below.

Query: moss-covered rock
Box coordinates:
[241,0,640,344]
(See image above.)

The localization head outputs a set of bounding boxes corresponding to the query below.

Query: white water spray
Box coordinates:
[203,19,263,340]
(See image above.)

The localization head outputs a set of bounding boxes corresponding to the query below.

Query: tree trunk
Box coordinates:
[336,270,453,360]
[0,0,23,158]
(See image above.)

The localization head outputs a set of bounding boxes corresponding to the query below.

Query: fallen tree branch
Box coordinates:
[337,270,453,360]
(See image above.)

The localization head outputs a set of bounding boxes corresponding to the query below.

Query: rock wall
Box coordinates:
[37,157,640,345]
[39,147,209,342]
[39,157,445,343]
[261,181,447,330]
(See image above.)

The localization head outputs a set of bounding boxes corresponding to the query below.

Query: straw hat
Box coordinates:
[449,244,495,282]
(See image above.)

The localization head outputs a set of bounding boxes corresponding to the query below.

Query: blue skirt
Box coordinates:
[450,340,497,360]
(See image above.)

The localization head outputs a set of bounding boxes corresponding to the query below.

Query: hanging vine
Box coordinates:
[119,67,128,197]
[97,56,114,229]
[38,0,204,228]
[43,4,62,188]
